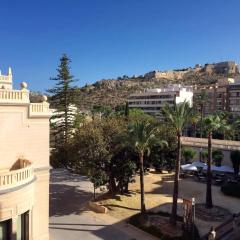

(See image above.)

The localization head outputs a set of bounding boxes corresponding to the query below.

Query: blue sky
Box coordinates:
[0,0,240,92]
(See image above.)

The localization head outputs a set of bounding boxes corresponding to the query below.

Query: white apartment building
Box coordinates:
[128,84,193,117]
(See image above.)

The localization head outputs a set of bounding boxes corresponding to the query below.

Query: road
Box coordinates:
[49,169,156,240]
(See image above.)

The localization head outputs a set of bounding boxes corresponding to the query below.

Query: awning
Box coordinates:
[203,165,234,173]
[181,164,198,171]
[192,161,207,168]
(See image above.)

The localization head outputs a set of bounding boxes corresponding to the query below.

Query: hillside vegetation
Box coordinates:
[73,61,239,110]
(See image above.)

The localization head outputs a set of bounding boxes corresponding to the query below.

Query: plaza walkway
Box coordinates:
[49,169,157,240]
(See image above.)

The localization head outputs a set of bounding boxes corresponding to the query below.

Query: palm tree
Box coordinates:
[203,114,228,208]
[191,111,200,137]
[194,91,209,160]
[234,117,240,140]
[163,101,194,225]
[216,111,233,140]
[122,121,167,214]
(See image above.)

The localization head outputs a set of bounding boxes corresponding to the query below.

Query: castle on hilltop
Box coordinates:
[204,61,239,75]
[144,61,239,80]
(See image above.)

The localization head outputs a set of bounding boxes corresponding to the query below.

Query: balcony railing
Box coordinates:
[0,89,29,103]
[0,76,11,81]
[0,165,34,191]
[29,103,50,117]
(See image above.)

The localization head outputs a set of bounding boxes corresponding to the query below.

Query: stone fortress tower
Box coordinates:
[0,68,51,240]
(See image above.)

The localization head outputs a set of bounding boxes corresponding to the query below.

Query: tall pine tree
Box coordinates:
[48,54,78,165]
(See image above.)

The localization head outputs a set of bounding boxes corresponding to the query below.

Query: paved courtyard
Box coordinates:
[49,169,156,240]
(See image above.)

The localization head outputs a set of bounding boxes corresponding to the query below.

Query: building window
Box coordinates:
[17,212,29,240]
[0,219,11,240]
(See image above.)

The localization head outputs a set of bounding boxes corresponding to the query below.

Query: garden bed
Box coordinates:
[129,211,200,240]
[195,204,232,222]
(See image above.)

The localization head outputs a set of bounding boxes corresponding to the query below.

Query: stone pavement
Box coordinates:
[49,169,158,240]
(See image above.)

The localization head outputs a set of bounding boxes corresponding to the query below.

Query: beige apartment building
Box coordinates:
[194,77,240,118]
[228,81,240,118]
[0,69,51,240]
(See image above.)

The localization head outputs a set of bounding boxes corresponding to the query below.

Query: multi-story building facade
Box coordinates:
[193,84,228,115]
[128,84,193,117]
[228,80,240,118]
[193,77,240,118]
[0,69,51,239]
[128,77,240,119]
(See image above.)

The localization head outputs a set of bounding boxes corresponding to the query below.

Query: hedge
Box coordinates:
[221,183,240,198]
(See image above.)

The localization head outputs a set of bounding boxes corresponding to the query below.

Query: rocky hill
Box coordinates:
[76,61,239,110]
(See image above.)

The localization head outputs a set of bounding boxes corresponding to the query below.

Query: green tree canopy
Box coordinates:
[162,101,194,225]
[182,148,197,164]
[203,114,230,209]
[212,149,223,167]
[120,120,167,214]
[48,54,78,148]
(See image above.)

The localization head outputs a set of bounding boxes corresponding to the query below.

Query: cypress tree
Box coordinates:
[48,54,78,165]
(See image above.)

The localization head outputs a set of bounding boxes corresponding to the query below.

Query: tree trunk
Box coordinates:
[194,123,197,137]
[139,152,146,214]
[64,91,69,166]
[234,163,240,178]
[170,133,181,225]
[206,132,213,208]
[93,184,96,201]
[64,90,68,145]
[108,174,117,194]
[199,105,204,162]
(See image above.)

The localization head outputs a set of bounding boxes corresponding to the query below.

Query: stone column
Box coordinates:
[11,216,18,240]
[29,209,33,240]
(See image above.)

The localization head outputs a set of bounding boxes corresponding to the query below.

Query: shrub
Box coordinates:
[202,150,208,162]
[182,148,197,163]
[212,149,223,167]
[221,183,240,198]
[230,150,240,176]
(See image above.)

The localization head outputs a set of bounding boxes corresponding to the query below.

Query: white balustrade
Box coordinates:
[0,165,34,191]
[29,103,50,117]
[0,89,29,103]
[0,76,10,81]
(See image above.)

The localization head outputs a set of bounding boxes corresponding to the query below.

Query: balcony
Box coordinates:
[29,102,50,117]
[0,163,34,191]
[0,84,51,118]
[0,89,30,104]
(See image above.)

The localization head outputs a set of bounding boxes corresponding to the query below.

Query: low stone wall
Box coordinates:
[88,201,108,213]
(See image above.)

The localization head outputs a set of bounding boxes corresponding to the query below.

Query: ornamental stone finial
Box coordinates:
[20,82,28,90]
[42,95,48,102]
[8,67,12,76]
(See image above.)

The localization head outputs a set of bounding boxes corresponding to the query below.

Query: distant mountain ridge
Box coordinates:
[76,61,240,110]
